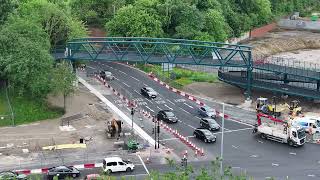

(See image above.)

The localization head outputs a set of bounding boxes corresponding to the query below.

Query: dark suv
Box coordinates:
[200,118,220,131]
[193,128,217,143]
[157,110,178,123]
[47,166,80,180]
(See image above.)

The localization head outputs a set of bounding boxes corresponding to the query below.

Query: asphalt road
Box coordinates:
[84,62,320,180]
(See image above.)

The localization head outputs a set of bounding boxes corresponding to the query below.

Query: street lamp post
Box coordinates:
[131,107,135,133]
[220,103,225,176]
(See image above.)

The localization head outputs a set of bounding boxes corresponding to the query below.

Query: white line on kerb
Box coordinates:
[122,82,130,87]
[131,76,140,81]
[164,104,173,110]
[167,99,175,105]
[180,108,190,114]
[183,103,194,109]
[137,154,150,175]
[145,106,154,112]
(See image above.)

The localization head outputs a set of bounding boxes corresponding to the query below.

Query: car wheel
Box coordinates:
[288,140,294,146]
[126,167,132,172]
[193,133,196,138]
[261,133,266,139]
[72,174,77,178]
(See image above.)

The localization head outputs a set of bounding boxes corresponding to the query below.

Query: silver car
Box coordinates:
[198,106,217,118]
[0,171,27,180]
[141,87,157,99]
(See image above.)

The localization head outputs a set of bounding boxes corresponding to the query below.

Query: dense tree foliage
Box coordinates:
[102,0,318,41]
[0,0,18,25]
[0,0,87,98]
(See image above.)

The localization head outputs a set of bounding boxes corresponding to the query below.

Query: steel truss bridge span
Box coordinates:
[53,37,320,100]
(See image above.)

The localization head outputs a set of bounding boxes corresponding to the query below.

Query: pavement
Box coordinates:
[81,62,320,180]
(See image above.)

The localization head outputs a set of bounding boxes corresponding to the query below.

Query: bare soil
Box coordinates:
[184,29,320,113]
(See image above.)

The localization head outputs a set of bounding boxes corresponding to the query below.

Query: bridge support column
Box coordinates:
[317,80,320,92]
[245,67,253,100]
[283,74,289,84]
[72,60,76,73]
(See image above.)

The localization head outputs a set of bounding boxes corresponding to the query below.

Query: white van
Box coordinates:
[294,117,320,133]
[102,157,135,173]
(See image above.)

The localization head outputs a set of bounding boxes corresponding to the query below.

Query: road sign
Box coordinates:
[162,63,174,72]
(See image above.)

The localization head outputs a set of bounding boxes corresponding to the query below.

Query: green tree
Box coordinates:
[51,60,76,112]
[203,9,230,42]
[17,0,87,47]
[0,0,18,25]
[0,17,53,97]
[106,5,163,37]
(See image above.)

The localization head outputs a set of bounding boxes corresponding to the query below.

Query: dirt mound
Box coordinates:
[249,30,320,57]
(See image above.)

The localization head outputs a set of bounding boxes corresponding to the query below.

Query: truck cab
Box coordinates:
[293,117,320,134]
[288,127,306,146]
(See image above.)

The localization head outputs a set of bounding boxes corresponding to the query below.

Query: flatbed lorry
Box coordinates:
[253,113,306,147]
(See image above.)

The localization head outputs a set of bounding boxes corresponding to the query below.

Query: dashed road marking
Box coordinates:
[258,140,264,144]
[228,117,253,127]
[134,90,140,95]
[131,76,140,81]
[167,99,175,105]
[195,117,201,120]
[87,66,95,69]
[183,103,194,109]
[250,154,259,158]
[156,106,161,110]
[307,174,315,177]
[164,104,173,110]
[187,124,196,129]
[179,108,191,114]
[119,70,127,75]
[224,128,230,131]
[122,82,130,87]
[289,152,296,155]
[232,145,238,149]
[143,83,148,87]
[145,106,154,112]
[145,98,153,104]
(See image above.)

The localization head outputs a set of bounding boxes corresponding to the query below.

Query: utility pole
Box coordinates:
[131,107,135,133]
[154,116,157,149]
[157,120,160,149]
[220,103,225,176]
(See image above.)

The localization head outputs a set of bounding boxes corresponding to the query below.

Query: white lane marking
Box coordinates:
[180,107,191,114]
[224,128,230,131]
[114,77,119,81]
[137,154,150,175]
[156,106,161,110]
[134,90,140,95]
[307,174,315,177]
[271,163,279,167]
[178,120,182,123]
[211,127,252,135]
[160,137,179,141]
[127,107,131,111]
[87,66,95,69]
[258,140,264,144]
[145,106,154,112]
[250,154,259,158]
[195,117,201,120]
[187,124,196,129]
[131,76,140,81]
[167,99,175,105]
[232,145,238,149]
[145,98,153,104]
[122,82,130,87]
[289,152,296,155]
[228,118,253,127]
[121,174,148,177]
[183,103,194,109]
[143,83,148,87]
[164,104,173,110]
[119,70,127,75]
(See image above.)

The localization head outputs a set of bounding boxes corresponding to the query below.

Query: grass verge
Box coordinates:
[136,63,218,88]
[0,88,64,126]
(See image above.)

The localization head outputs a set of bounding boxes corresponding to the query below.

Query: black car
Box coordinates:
[193,128,217,143]
[157,110,178,123]
[47,166,80,180]
[200,118,220,131]
[141,87,157,99]
[0,171,27,180]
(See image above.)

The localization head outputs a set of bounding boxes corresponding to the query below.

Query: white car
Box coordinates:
[141,87,157,99]
[102,157,135,174]
[198,106,217,118]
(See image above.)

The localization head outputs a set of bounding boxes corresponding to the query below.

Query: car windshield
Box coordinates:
[165,111,174,117]
[316,120,320,127]
[298,129,306,139]
[209,121,218,125]
[205,107,214,112]
[105,72,112,75]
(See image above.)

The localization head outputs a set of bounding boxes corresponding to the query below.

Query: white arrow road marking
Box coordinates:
[145,106,154,112]
[122,82,130,87]
[131,76,140,81]
[271,163,279,167]
[164,104,173,110]
[183,103,194,109]
[250,154,259,158]
[232,145,238,149]
[258,140,264,143]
